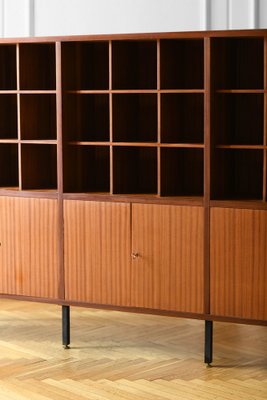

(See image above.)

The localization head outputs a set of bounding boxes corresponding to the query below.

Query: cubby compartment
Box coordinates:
[211,149,263,200]
[19,43,56,90]
[113,94,157,142]
[0,45,17,90]
[20,94,56,140]
[161,93,204,143]
[62,42,109,90]
[0,144,18,188]
[213,94,263,145]
[21,144,57,190]
[212,38,263,89]
[113,146,157,194]
[160,39,204,89]
[63,94,109,142]
[161,148,204,196]
[63,145,110,193]
[0,95,17,139]
[112,40,157,89]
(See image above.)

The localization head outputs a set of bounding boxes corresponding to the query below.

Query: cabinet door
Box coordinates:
[64,200,131,305]
[131,204,204,313]
[210,208,267,320]
[0,196,59,298]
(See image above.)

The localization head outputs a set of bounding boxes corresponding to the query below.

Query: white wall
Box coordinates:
[0,0,267,38]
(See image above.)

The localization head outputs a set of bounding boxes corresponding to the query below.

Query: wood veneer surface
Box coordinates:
[0,196,59,298]
[210,207,267,320]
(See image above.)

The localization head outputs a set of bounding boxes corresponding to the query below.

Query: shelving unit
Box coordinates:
[0,30,266,361]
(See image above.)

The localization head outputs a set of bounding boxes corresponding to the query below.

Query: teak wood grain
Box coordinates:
[0,196,59,298]
[64,200,131,305]
[210,207,267,320]
[131,204,204,313]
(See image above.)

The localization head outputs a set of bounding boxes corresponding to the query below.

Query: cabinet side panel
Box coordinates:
[131,204,204,313]
[0,197,59,298]
[64,200,131,306]
[210,208,267,320]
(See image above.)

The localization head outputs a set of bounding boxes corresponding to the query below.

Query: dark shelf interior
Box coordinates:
[21,144,57,190]
[20,94,56,140]
[113,94,157,142]
[211,149,263,200]
[0,144,18,188]
[213,93,263,145]
[0,95,17,139]
[63,94,109,142]
[161,148,204,196]
[112,40,157,89]
[113,146,157,194]
[63,145,110,193]
[62,41,109,90]
[0,45,17,90]
[212,37,263,89]
[160,39,204,89]
[19,43,56,90]
[161,93,204,143]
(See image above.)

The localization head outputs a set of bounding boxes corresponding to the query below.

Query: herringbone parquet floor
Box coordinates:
[0,299,266,399]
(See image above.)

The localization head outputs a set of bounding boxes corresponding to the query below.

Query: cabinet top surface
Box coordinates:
[1,28,267,43]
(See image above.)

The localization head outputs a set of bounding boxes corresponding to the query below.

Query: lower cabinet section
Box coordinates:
[210,207,267,321]
[64,200,204,314]
[64,200,132,306]
[0,196,59,298]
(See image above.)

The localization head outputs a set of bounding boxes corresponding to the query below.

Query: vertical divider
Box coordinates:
[109,40,113,195]
[16,43,22,190]
[263,37,267,201]
[204,37,211,315]
[56,41,65,299]
[157,39,161,196]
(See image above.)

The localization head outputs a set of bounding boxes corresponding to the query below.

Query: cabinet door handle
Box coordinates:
[131,252,140,260]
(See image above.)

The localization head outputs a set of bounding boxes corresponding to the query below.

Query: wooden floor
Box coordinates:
[0,299,266,399]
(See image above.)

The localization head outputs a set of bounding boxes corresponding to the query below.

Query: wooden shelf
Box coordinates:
[161,148,204,196]
[63,93,109,142]
[0,94,17,139]
[113,93,157,142]
[112,40,157,90]
[212,37,264,90]
[161,93,204,143]
[0,45,16,90]
[19,43,56,90]
[62,41,109,90]
[160,39,204,89]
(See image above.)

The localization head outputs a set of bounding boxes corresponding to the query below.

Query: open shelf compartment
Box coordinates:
[160,39,204,89]
[62,41,109,90]
[0,144,18,189]
[113,94,157,142]
[112,40,157,90]
[113,146,157,194]
[20,94,56,140]
[19,43,56,90]
[161,93,204,143]
[63,145,110,193]
[213,93,264,145]
[0,45,17,90]
[63,94,109,142]
[21,144,57,190]
[0,95,17,139]
[161,148,204,196]
[211,149,263,200]
[212,37,264,89]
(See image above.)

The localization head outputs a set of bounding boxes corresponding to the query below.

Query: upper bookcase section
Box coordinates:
[19,43,56,90]
[212,37,264,89]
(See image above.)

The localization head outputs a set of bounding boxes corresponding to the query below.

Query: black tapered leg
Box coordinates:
[204,320,213,366]
[62,305,70,349]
